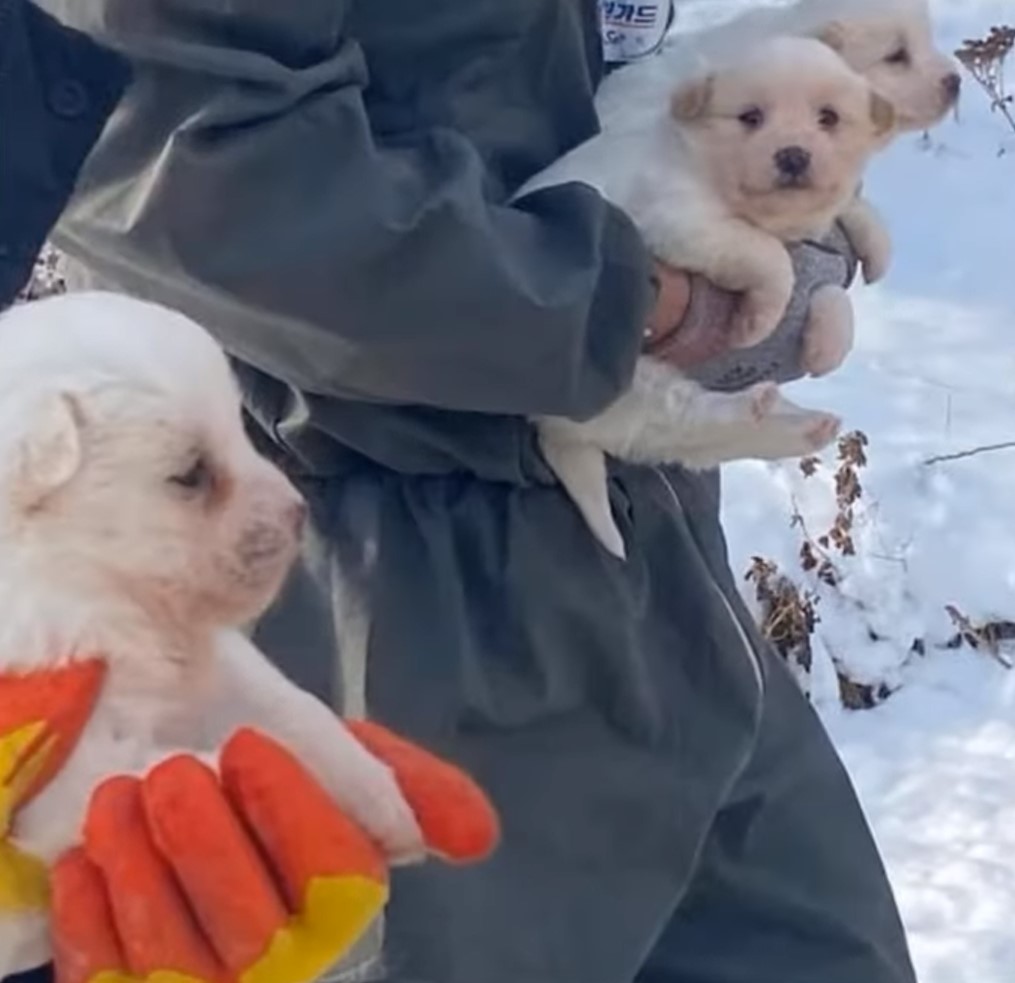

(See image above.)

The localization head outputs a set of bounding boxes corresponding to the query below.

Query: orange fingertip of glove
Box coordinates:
[220,727,389,983]
[219,729,390,983]
[52,848,126,983]
[345,720,500,863]
[143,756,290,974]
[83,776,226,982]
[220,729,388,899]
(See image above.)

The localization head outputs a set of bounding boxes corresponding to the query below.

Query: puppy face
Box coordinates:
[672,38,892,239]
[0,294,304,630]
[815,7,960,132]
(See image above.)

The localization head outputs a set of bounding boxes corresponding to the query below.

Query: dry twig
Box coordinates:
[944,605,1015,668]
[923,440,1015,466]
[956,26,1015,139]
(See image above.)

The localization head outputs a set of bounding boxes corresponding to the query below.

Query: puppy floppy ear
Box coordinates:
[813,20,848,53]
[670,74,714,122]
[13,392,83,509]
[869,90,897,136]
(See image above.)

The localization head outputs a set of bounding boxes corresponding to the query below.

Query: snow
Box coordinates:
[671,2,1015,980]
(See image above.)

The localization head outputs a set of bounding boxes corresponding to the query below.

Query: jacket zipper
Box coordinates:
[652,468,765,695]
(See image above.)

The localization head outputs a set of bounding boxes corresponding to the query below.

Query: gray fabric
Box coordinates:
[259,467,914,983]
[634,622,915,983]
[38,0,653,453]
[41,1,914,980]
[686,226,858,392]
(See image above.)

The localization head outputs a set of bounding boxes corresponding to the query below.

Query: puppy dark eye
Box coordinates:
[885,47,910,66]
[738,107,765,130]
[169,456,213,493]
[818,106,840,129]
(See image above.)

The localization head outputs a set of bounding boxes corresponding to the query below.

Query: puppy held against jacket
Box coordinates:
[0,293,498,980]
[595,0,961,288]
[519,35,893,558]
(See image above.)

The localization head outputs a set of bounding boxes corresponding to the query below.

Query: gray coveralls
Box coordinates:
[39,0,917,979]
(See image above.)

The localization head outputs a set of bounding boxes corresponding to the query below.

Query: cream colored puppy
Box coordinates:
[596,0,960,287]
[519,37,891,557]
[0,293,423,974]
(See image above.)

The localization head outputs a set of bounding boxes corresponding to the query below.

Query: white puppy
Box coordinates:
[520,37,891,557]
[0,292,423,974]
[596,0,960,284]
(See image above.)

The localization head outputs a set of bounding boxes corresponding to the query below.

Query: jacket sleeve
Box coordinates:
[48,1,655,420]
[0,0,129,308]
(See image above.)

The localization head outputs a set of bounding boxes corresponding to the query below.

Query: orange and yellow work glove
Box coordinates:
[51,722,500,983]
[0,660,107,919]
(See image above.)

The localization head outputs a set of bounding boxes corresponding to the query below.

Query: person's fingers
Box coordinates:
[142,755,289,974]
[83,775,224,981]
[648,275,741,370]
[220,728,389,980]
[645,261,692,349]
[51,847,126,983]
[345,720,500,863]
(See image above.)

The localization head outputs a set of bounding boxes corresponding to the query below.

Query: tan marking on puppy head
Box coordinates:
[869,90,896,137]
[807,8,960,132]
[0,293,306,632]
[815,20,849,55]
[671,74,715,121]
[11,392,83,513]
[673,37,889,240]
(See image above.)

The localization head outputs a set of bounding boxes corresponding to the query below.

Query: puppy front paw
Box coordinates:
[739,389,841,461]
[748,381,780,421]
[838,196,892,285]
[803,411,841,452]
[801,284,855,377]
[730,257,794,348]
[857,226,892,284]
[731,292,788,348]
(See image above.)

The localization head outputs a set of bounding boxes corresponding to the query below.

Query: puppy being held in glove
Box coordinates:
[0,292,497,977]
[519,37,892,557]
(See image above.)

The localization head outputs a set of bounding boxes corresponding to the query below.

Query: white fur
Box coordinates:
[520,36,891,558]
[522,0,958,558]
[0,293,423,976]
[594,0,960,287]
[596,0,959,139]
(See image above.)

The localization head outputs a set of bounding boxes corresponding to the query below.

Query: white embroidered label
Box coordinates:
[600,1,672,63]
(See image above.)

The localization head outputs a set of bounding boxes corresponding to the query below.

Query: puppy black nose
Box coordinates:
[943,72,961,100]
[774,146,811,178]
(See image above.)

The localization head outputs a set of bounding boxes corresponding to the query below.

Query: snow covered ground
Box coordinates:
[670,2,1015,980]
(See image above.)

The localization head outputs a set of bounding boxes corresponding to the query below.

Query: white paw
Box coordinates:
[804,412,841,451]
[731,305,781,349]
[344,754,426,863]
[802,327,851,377]
[748,381,780,421]
[802,285,855,377]
[734,395,841,462]
[304,725,426,863]
[858,226,892,284]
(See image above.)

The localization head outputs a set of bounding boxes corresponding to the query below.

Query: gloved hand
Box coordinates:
[49,723,499,983]
[0,660,107,971]
[646,228,860,388]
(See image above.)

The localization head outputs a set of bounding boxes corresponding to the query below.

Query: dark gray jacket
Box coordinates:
[36,0,747,706]
[35,0,797,731]
[39,0,654,479]
[0,0,128,308]
[13,7,918,983]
